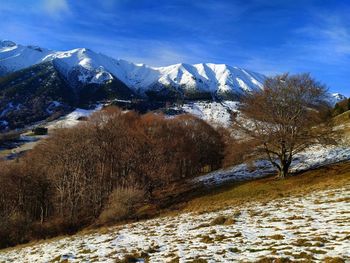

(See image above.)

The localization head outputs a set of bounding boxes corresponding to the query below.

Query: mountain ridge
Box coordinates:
[0,39,347,130]
[0,40,265,98]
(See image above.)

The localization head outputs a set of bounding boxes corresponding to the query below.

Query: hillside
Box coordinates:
[1,162,349,263]
[0,73,349,262]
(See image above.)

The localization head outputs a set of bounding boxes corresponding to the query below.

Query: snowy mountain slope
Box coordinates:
[0,40,346,130]
[0,40,265,98]
[178,100,239,127]
[0,59,134,130]
[1,39,346,103]
[0,40,52,75]
[328,93,347,105]
[177,94,346,128]
[196,144,350,185]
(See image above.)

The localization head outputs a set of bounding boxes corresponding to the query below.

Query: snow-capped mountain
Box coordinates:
[329,93,347,105]
[0,39,346,130]
[0,40,52,75]
[0,40,265,98]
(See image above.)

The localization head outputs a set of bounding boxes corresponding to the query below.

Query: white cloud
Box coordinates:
[292,14,350,62]
[43,0,70,18]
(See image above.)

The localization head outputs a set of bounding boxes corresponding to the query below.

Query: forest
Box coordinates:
[0,107,226,248]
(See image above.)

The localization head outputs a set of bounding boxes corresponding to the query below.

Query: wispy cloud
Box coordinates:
[295,16,350,61]
[1,0,350,95]
[42,0,70,18]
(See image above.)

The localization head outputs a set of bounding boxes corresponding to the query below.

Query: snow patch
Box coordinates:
[47,104,102,129]
[196,145,350,185]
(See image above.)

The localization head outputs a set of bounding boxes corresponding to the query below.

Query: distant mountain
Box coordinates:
[328,93,347,106]
[0,60,135,130]
[0,40,265,99]
[0,39,267,130]
[0,39,346,130]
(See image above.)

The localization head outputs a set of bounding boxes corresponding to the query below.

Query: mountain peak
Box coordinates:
[0,40,345,105]
[0,40,16,48]
[0,40,268,98]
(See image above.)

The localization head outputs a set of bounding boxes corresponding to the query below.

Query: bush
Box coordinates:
[32,127,48,135]
[98,187,145,224]
[116,252,149,263]
[210,215,235,226]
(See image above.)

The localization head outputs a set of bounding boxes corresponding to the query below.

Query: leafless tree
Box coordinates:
[233,73,336,178]
[0,106,226,248]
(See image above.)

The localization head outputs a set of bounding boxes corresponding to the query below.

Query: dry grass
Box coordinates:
[173,161,350,214]
[268,234,284,240]
[210,215,235,226]
[115,252,150,263]
[255,258,293,263]
[187,257,208,263]
[323,257,346,263]
[333,111,350,140]
[333,110,350,126]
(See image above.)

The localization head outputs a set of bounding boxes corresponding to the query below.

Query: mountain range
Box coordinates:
[0,39,346,130]
[0,40,266,96]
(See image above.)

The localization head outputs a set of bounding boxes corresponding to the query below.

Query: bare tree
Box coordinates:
[0,106,226,248]
[233,73,335,178]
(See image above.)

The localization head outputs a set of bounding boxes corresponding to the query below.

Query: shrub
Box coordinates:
[32,127,48,135]
[98,187,145,224]
[116,252,149,263]
[210,215,235,226]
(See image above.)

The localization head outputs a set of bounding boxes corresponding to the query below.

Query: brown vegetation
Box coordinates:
[0,107,224,248]
[333,98,350,116]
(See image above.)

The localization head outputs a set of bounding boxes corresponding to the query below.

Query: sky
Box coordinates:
[1,0,350,95]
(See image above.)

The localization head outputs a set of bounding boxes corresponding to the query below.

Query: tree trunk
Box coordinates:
[277,162,290,179]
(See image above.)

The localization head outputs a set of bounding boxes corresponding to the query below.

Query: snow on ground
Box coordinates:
[196,145,350,185]
[1,185,349,262]
[46,104,102,130]
[180,101,239,127]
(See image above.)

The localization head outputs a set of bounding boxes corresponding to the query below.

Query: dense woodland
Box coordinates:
[0,107,226,248]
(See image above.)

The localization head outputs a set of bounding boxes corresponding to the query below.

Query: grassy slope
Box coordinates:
[334,110,350,141]
[161,161,350,215]
[2,160,349,262]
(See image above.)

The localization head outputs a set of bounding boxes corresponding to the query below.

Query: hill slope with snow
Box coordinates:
[1,183,349,262]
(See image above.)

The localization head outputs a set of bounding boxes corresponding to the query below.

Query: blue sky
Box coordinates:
[1,0,350,95]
